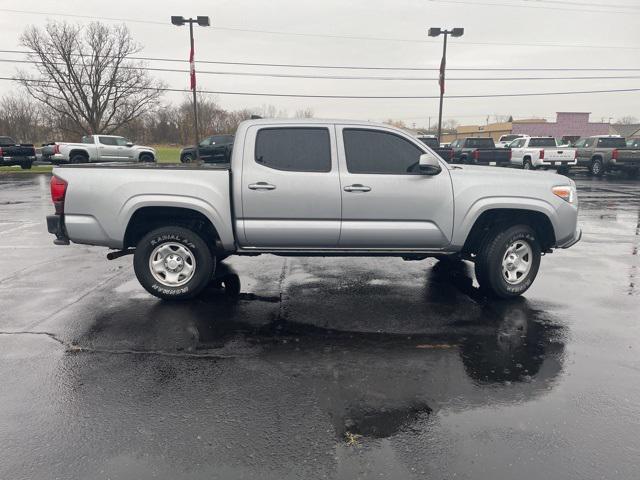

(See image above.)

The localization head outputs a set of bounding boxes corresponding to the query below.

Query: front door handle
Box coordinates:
[248,182,276,191]
[344,184,371,193]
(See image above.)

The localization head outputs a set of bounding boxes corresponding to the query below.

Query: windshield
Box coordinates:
[500,135,520,142]
[597,137,627,148]
[418,137,439,149]
[466,138,495,148]
[0,136,15,146]
[114,137,131,146]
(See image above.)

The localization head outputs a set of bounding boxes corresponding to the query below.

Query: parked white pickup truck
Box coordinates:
[496,134,528,149]
[509,137,576,173]
[42,134,156,164]
[47,119,581,300]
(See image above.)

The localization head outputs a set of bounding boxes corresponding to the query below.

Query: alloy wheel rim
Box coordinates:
[501,240,533,285]
[149,242,196,287]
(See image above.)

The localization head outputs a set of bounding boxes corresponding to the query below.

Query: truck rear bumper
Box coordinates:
[538,160,577,166]
[47,214,70,245]
[1,156,36,165]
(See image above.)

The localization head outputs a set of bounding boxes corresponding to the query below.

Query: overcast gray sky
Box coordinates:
[0,0,639,127]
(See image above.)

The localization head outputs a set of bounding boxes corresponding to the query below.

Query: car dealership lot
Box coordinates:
[1,173,639,479]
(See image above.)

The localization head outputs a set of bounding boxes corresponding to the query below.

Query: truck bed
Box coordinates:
[57,162,230,170]
[51,163,235,250]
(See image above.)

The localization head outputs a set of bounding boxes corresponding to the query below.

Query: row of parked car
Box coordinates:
[0,132,235,169]
[3,127,639,179]
[417,134,640,177]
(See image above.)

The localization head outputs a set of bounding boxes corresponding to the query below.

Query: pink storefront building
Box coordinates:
[512,112,610,143]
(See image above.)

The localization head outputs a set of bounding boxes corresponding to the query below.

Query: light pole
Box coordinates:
[428,27,464,145]
[171,15,210,162]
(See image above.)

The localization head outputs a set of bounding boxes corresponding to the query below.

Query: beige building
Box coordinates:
[440,118,548,144]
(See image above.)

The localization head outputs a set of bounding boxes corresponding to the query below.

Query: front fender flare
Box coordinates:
[452,196,559,248]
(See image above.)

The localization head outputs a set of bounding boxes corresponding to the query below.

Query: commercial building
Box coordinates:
[512,112,610,144]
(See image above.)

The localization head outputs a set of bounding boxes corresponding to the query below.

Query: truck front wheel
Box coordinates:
[133,226,215,300]
[474,224,541,299]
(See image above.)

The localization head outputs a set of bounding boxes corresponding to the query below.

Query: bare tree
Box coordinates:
[294,108,314,119]
[385,119,407,128]
[442,119,459,131]
[0,93,52,143]
[617,116,639,125]
[17,21,164,136]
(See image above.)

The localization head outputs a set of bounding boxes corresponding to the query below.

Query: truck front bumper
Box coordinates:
[558,228,582,249]
[47,214,70,245]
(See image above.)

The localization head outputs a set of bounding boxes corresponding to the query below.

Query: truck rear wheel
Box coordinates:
[523,158,534,170]
[591,158,604,177]
[70,154,88,164]
[133,226,215,300]
[474,224,541,299]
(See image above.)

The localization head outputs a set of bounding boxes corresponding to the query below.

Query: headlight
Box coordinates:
[552,185,577,205]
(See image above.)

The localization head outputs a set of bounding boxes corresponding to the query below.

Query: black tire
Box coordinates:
[20,161,33,170]
[627,168,639,179]
[139,153,155,163]
[557,166,570,175]
[70,154,88,164]
[523,158,534,170]
[133,226,215,300]
[474,224,541,299]
[591,158,604,177]
[181,153,194,163]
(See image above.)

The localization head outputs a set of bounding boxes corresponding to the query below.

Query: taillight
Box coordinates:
[50,175,67,214]
[449,149,454,161]
[0,146,3,156]
[53,144,60,155]
[574,149,578,160]
[507,149,512,161]
[540,149,545,160]
[473,149,480,161]
[612,149,618,160]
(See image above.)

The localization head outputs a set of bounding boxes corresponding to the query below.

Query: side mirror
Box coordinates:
[126,142,133,147]
[419,152,442,175]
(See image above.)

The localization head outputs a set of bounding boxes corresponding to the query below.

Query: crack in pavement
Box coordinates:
[0,331,240,359]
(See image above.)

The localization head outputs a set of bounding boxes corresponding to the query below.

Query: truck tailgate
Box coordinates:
[616,149,640,166]
[477,149,511,165]
[52,163,235,250]
[542,149,575,163]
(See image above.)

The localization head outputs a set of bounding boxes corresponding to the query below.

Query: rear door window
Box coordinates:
[98,136,117,146]
[343,128,425,174]
[466,138,495,149]
[255,127,331,172]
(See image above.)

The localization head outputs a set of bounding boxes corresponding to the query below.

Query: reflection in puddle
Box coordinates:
[72,258,567,445]
[336,403,433,441]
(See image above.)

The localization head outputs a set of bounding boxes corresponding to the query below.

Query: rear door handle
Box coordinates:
[344,184,371,193]
[248,182,276,191]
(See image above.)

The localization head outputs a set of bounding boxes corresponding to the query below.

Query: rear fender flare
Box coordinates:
[118,195,234,250]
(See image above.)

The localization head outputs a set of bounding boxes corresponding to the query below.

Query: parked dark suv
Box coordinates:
[180,135,234,163]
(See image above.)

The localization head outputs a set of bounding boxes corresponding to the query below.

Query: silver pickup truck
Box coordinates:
[47,119,581,300]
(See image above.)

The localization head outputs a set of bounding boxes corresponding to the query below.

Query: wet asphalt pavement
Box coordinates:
[1,172,639,479]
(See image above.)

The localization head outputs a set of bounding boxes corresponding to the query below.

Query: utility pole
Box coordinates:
[428,27,464,145]
[171,15,210,162]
